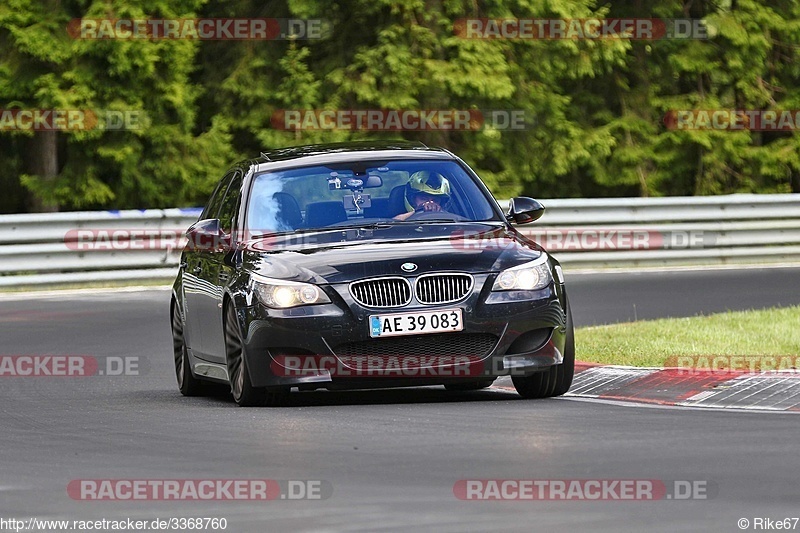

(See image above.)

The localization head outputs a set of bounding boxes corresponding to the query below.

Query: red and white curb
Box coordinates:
[496,363,800,411]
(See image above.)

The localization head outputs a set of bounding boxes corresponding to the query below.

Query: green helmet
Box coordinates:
[404,171,451,212]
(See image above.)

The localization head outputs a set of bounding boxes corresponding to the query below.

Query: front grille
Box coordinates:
[350,277,412,308]
[334,333,498,364]
[415,273,474,305]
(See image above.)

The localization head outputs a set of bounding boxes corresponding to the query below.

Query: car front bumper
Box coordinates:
[234,273,569,390]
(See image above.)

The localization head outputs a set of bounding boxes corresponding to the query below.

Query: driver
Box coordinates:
[393,171,451,221]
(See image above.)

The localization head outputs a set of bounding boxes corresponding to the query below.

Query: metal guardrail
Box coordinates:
[0,208,200,287]
[0,194,798,287]
[506,194,800,268]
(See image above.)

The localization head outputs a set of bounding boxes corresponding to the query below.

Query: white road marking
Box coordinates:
[557,395,800,415]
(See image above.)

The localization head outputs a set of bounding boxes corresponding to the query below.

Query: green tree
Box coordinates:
[0,0,236,212]
[196,0,631,199]
[590,0,800,196]
[3,0,799,214]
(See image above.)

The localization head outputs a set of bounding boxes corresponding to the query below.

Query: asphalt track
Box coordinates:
[1,266,799,532]
[566,265,800,325]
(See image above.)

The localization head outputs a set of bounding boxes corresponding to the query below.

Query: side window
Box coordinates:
[218,172,244,235]
[202,171,235,220]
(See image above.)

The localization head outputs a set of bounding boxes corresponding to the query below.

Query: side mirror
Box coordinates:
[186,219,230,251]
[506,197,545,225]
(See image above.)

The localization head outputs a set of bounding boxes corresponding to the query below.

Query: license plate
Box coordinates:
[369,309,464,338]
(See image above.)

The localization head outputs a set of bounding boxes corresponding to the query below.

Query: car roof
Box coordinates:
[252,141,456,173]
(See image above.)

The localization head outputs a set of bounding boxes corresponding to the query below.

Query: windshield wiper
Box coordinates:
[248,227,327,239]
[392,218,460,224]
[249,219,464,239]
[317,221,396,231]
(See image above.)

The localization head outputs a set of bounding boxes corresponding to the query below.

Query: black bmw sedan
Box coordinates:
[171,141,574,406]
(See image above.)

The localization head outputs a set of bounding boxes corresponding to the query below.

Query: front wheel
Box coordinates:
[512,306,575,399]
[550,306,575,396]
[224,303,289,407]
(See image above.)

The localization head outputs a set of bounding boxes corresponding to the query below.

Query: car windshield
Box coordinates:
[245,159,500,235]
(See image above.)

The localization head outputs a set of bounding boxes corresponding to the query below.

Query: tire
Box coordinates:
[444,379,495,391]
[172,301,204,397]
[550,306,575,397]
[224,302,289,407]
[512,306,575,399]
[511,367,556,399]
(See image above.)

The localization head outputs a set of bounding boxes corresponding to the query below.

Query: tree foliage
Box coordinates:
[0,0,798,212]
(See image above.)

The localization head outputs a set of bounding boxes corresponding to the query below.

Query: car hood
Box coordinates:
[240,223,545,284]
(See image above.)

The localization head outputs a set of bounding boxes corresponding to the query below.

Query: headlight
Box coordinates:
[251,275,331,309]
[492,256,552,291]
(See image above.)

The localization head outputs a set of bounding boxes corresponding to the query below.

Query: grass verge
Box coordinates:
[0,279,171,293]
[576,306,800,367]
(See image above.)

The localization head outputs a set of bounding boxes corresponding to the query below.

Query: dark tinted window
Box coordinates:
[201,171,235,220]
[218,172,243,234]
